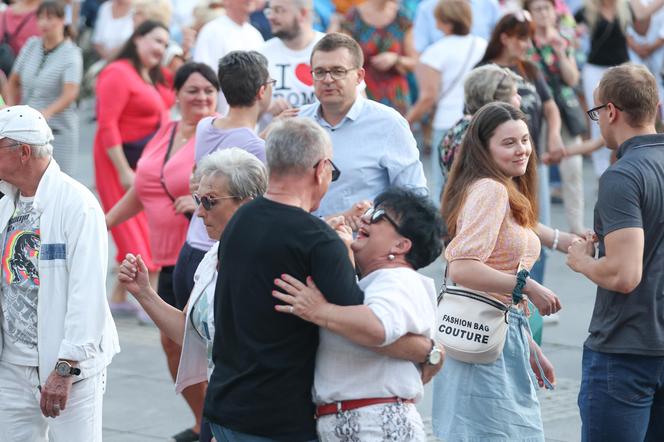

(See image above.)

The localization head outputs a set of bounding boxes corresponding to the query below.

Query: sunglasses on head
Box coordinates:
[193,193,237,210]
[363,207,402,232]
[313,158,341,182]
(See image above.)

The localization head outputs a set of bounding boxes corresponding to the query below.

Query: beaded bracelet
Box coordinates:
[512,269,530,305]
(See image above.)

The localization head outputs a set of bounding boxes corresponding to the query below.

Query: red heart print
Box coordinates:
[295,63,313,86]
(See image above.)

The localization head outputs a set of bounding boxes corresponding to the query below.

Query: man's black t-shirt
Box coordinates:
[203,197,364,440]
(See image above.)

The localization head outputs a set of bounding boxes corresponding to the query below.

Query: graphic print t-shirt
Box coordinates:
[260,32,325,108]
[0,196,40,365]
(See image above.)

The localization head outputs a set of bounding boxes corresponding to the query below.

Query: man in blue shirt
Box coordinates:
[412,0,500,53]
[298,33,428,217]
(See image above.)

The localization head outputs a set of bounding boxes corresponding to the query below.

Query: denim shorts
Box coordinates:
[432,309,545,442]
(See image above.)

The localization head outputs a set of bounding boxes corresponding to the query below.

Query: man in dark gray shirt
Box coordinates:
[567,64,664,441]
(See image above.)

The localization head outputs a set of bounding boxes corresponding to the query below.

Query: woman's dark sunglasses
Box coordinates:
[193,193,237,210]
[363,207,402,232]
[313,158,341,181]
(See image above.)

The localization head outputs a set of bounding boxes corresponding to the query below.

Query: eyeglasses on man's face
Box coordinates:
[264,78,277,87]
[313,158,341,181]
[193,193,237,210]
[587,103,623,122]
[311,67,358,81]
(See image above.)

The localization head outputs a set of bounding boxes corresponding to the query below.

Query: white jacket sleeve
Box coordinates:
[57,203,109,362]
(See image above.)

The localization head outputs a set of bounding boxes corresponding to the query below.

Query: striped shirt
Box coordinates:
[12,37,82,175]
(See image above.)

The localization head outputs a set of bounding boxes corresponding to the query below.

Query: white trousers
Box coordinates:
[582,63,612,177]
[317,402,426,442]
[0,360,105,442]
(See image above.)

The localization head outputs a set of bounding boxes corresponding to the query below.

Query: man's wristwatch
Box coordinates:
[54,360,81,377]
[424,339,443,366]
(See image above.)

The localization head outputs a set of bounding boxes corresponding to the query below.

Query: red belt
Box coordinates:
[315,397,414,418]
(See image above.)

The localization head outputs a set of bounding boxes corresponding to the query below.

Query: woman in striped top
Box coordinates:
[6,1,82,176]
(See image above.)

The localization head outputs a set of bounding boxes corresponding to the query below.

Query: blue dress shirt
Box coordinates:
[299,96,428,217]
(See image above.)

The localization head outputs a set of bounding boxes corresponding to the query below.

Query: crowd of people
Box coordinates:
[0,0,663,441]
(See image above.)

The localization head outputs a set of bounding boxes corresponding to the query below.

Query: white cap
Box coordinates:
[0,105,54,146]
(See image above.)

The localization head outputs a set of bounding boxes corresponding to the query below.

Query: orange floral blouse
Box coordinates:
[446,178,541,289]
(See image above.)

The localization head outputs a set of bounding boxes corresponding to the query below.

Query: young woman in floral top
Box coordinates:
[526,0,586,234]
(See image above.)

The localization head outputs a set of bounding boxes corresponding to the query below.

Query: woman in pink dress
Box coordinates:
[94,20,175,312]
[106,62,219,442]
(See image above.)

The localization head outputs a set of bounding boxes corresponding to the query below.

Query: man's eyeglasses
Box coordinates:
[313,158,341,181]
[193,193,237,210]
[587,103,623,122]
[264,78,277,87]
[311,67,357,81]
[363,207,402,233]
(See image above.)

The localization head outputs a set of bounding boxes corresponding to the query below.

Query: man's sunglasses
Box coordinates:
[193,193,237,210]
[313,158,341,181]
[363,207,402,232]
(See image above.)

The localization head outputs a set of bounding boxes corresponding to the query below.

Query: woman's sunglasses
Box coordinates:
[363,207,402,232]
[193,193,237,210]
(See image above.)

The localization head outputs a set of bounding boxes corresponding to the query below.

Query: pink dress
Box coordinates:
[134,121,195,267]
[445,178,541,297]
[93,60,175,269]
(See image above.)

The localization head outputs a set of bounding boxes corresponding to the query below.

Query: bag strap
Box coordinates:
[436,36,478,103]
[3,11,36,44]
[531,40,560,91]
[160,122,179,203]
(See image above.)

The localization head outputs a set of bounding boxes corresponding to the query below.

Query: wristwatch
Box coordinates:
[424,339,443,366]
[54,360,81,377]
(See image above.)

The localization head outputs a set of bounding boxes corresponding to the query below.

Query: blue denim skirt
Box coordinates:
[431,309,545,442]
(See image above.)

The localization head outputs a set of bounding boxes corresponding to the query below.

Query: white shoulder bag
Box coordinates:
[436,265,511,364]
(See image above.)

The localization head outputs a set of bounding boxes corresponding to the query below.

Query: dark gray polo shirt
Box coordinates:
[586,134,664,355]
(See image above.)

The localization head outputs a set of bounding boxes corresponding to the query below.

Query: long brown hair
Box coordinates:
[480,12,539,82]
[442,103,538,238]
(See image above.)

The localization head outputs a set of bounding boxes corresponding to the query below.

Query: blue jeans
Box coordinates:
[210,424,317,442]
[578,345,664,442]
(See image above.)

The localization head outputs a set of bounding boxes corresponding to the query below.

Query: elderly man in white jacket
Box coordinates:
[0,106,119,442]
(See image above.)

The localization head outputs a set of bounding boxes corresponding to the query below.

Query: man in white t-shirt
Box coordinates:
[260,0,324,116]
[193,0,264,113]
[193,0,264,71]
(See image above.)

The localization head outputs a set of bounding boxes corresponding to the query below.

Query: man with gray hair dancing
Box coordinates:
[203,117,433,441]
[0,105,119,441]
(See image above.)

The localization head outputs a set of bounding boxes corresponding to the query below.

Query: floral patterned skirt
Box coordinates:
[317,401,426,442]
